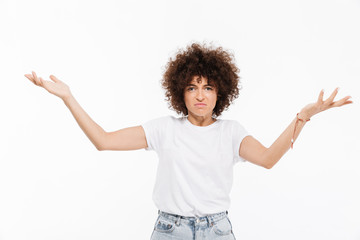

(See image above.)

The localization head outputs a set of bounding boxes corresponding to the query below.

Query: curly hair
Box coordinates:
[161,42,242,118]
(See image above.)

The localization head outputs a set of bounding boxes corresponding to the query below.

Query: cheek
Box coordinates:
[183,95,191,106]
[209,93,218,102]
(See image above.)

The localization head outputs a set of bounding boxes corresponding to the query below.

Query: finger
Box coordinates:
[32,71,37,80]
[49,75,60,83]
[25,73,37,85]
[24,74,34,82]
[317,89,324,104]
[324,87,339,105]
[39,77,44,85]
[32,71,40,85]
[343,96,353,105]
[340,100,353,106]
[331,96,352,107]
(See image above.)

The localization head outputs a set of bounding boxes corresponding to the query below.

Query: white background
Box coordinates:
[1,0,359,239]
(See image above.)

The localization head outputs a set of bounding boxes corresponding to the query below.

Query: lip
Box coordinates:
[195,103,207,106]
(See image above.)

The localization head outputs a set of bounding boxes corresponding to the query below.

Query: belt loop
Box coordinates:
[175,215,181,226]
[206,215,214,228]
[226,210,228,215]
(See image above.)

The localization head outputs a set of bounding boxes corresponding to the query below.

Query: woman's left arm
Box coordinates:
[240,88,353,169]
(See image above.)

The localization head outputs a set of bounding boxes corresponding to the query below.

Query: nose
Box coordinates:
[196,89,205,101]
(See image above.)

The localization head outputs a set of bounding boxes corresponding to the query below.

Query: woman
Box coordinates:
[25,43,353,240]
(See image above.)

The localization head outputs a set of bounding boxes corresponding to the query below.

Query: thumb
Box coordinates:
[49,75,61,83]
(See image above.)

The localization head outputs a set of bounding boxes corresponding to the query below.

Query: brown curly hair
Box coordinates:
[161,42,242,118]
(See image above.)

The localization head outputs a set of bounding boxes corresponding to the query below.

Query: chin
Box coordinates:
[191,111,212,117]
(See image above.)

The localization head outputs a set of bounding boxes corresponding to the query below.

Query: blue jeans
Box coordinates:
[150,210,237,240]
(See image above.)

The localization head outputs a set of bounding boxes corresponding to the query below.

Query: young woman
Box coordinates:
[25,43,353,240]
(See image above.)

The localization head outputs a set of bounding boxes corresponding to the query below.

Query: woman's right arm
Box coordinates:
[25,71,148,151]
[63,95,148,151]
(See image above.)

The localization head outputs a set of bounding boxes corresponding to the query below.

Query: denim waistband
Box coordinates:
[157,210,228,226]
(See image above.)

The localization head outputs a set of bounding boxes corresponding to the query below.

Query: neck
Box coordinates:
[187,114,216,127]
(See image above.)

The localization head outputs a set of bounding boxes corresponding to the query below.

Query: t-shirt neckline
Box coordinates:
[184,117,220,131]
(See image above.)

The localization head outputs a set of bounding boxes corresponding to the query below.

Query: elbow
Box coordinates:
[262,155,274,169]
[96,134,107,151]
[261,150,272,169]
[263,157,275,169]
[264,163,273,169]
[96,145,104,151]
[263,157,278,169]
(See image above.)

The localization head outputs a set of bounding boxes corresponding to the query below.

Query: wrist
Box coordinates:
[62,93,74,104]
[298,110,311,121]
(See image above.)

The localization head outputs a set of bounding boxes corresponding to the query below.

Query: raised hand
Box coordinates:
[24,71,72,100]
[301,88,353,119]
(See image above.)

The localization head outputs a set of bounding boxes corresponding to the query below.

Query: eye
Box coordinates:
[187,87,194,91]
[206,87,213,91]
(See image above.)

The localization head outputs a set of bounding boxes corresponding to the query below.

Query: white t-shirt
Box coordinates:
[141,115,250,217]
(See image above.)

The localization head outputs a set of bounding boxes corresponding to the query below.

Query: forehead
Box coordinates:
[188,76,210,85]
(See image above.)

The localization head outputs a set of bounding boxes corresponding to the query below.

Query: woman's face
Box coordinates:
[183,75,218,119]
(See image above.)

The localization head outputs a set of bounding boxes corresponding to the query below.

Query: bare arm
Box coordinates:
[239,112,309,169]
[25,72,148,151]
[99,126,148,151]
[63,95,148,151]
[239,88,353,169]
[63,94,107,150]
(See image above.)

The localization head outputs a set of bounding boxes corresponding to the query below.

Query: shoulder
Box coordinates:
[224,119,245,127]
[218,118,247,133]
[217,118,237,128]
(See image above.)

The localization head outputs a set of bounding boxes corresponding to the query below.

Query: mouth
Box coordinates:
[195,103,207,106]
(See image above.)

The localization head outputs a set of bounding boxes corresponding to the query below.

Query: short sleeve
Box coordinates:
[232,120,251,164]
[141,116,170,152]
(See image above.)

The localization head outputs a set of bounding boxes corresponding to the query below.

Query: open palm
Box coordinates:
[301,88,353,119]
[24,71,71,100]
